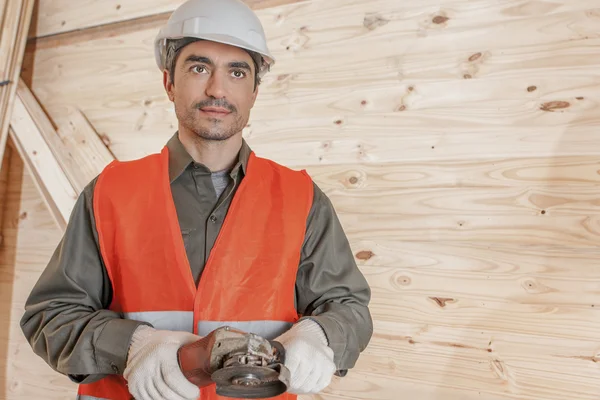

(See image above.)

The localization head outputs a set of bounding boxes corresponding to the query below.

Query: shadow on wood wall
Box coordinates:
[430,105,600,397]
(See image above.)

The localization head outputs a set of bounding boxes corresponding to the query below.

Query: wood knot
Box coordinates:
[469,52,482,62]
[520,277,555,294]
[394,274,411,287]
[527,85,537,92]
[463,74,472,79]
[430,297,454,307]
[576,96,584,100]
[348,176,359,185]
[334,119,343,125]
[433,15,449,24]
[490,358,508,381]
[540,101,570,112]
[19,211,27,220]
[99,133,112,146]
[364,13,390,31]
[356,250,374,260]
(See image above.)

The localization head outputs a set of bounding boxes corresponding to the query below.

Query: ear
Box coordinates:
[163,69,175,102]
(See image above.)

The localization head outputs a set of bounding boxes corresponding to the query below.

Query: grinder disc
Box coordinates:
[211,365,287,399]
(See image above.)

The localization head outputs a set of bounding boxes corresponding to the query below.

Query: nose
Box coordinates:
[205,71,227,99]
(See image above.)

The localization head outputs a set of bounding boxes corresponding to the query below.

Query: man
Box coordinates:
[20,0,373,399]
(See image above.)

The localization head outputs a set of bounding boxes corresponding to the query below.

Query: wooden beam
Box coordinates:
[29,0,309,48]
[0,142,12,245]
[8,96,76,231]
[8,79,115,230]
[56,105,116,193]
[15,79,115,194]
[0,0,35,172]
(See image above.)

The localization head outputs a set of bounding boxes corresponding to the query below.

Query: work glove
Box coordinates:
[123,325,201,400]
[274,319,336,394]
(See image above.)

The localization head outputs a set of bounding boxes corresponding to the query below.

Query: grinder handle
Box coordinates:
[177,334,216,389]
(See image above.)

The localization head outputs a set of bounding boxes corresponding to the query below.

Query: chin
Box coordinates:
[180,112,246,142]
[192,127,238,142]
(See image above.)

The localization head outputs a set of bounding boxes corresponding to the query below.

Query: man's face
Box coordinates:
[164,40,258,141]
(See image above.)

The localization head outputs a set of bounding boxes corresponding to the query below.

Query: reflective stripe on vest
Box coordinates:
[76,396,111,400]
[197,320,292,339]
[124,311,193,332]
[122,312,292,339]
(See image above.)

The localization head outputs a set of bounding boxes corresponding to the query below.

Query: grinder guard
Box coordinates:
[177,326,290,399]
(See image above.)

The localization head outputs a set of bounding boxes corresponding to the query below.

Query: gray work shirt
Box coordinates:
[19,132,373,384]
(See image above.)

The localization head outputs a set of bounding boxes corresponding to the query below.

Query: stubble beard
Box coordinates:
[176,100,247,142]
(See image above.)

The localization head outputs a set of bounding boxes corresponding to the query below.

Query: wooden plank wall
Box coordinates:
[3,0,600,399]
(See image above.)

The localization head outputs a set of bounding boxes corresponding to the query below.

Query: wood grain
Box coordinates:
[9,94,77,230]
[361,261,600,308]
[30,0,309,41]
[7,0,600,400]
[8,79,115,230]
[25,1,600,163]
[350,239,600,276]
[304,157,600,191]
[31,0,600,41]
[0,152,74,400]
[340,213,600,247]
[55,105,115,193]
[327,185,600,217]
[320,324,600,400]
[0,145,12,236]
[0,0,35,170]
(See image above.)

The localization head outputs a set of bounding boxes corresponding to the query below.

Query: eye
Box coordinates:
[232,70,246,78]
[191,65,207,74]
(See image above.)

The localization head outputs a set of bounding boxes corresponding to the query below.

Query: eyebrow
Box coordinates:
[183,56,252,72]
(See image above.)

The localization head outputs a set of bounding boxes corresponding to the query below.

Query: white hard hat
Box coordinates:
[154,0,275,78]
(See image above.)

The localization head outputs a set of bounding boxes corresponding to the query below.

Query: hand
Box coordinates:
[123,325,201,400]
[274,319,336,394]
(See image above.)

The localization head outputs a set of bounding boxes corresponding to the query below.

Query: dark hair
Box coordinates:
[165,37,262,91]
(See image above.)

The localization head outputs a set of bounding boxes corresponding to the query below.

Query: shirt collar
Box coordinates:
[165,132,251,183]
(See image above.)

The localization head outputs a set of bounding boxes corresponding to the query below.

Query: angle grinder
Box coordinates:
[177,326,290,399]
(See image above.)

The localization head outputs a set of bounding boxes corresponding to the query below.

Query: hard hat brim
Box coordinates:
[155,32,275,78]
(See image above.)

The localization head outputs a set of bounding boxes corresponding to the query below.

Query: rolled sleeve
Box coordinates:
[295,182,373,374]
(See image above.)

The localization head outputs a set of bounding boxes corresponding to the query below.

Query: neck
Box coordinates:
[179,129,242,172]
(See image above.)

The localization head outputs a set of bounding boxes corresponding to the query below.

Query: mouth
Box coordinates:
[199,107,232,117]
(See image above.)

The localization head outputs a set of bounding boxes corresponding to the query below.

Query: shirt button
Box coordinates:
[210,215,217,223]
[111,363,119,374]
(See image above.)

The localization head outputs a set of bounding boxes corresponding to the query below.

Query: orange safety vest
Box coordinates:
[76,145,314,400]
